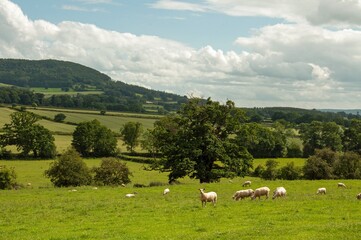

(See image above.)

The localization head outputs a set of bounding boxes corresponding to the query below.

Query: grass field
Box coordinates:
[0,159,361,239]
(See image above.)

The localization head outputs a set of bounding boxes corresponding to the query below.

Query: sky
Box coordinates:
[2,0,361,109]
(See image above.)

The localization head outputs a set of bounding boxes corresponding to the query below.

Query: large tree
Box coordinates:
[72,119,117,157]
[151,98,253,183]
[0,111,56,158]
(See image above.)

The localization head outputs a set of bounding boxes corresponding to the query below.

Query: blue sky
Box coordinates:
[2,0,361,109]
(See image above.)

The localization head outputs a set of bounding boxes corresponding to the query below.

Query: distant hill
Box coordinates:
[319,109,361,115]
[0,59,187,113]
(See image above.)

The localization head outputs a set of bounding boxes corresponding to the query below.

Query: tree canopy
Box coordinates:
[150,98,253,183]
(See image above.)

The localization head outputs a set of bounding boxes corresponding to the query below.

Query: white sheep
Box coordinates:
[242,180,251,187]
[251,187,270,200]
[125,192,137,198]
[233,189,254,201]
[163,188,170,195]
[199,188,217,207]
[356,193,361,200]
[337,182,346,188]
[272,187,287,199]
[316,187,326,195]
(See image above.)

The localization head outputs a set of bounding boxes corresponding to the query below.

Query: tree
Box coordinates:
[44,148,92,187]
[278,162,302,180]
[54,113,66,122]
[93,158,132,186]
[261,159,279,180]
[120,122,143,152]
[150,98,253,183]
[72,119,117,157]
[343,119,361,154]
[303,148,337,180]
[333,151,361,179]
[0,111,56,158]
[300,121,343,157]
[0,165,17,190]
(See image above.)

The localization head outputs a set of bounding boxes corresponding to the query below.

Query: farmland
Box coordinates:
[1,159,361,240]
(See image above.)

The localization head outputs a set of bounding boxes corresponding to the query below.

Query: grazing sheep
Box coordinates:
[337,183,346,188]
[272,187,287,199]
[242,181,252,187]
[163,188,170,195]
[251,187,270,200]
[233,189,254,201]
[317,187,326,195]
[356,193,361,200]
[125,192,137,198]
[199,188,217,207]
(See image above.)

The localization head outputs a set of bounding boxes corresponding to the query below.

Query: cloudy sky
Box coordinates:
[2,0,361,109]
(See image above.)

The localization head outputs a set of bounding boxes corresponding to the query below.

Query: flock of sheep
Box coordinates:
[125,181,361,206]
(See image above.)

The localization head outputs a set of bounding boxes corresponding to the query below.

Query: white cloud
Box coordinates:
[2,0,361,108]
[149,0,208,12]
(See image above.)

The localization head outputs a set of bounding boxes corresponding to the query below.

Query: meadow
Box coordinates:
[1,159,361,240]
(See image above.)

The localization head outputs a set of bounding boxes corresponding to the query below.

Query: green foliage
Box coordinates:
[303,148,336,180]
[0,111,56,158]
[54,113,66,122]
[72,119,117,157]
[44,148,92,187]
[0,165,17,190]
[251,164,265,177]
[261,159,279,180]
[333,151,361,179]
[286,140,303,158]
[92,158,132,186]
[278,162,302,180]
[343,119,361,154]
[300,121,343,157]
[151,98,253,183]
[120,122,143,152]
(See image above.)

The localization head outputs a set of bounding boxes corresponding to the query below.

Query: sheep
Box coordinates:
[272,187,287,199]
[199,188,217,207]
[163,188,170,195]
[232,189,254,201]
[316,187,326,195]
[242,180,251,187]
[337,182,346,188]
[356,193,361,200]
[251,187,270,200]
[125,192,137,198]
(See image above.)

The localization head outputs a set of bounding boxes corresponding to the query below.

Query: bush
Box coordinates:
[54,113,66,122]
[261,159,279,180]
[333,151,361,179]
[44,148,92,187]
[251,164,265,177]
[303,148,336,180]
[93,158,132,186]
[0,165,17,190]
[278,162,302,180]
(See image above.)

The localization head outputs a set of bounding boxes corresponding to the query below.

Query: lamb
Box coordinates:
[242,180,251,187]
[233,189,254,200]
[163,188,170,195]
[316,187,326,195]
[337,182,346,188]
[272,187,287,199]
[199,188,217,207]
[357,193,361,200]
[251,187,270,200]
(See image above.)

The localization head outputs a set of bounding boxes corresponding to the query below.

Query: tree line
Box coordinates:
[2,98,361,184]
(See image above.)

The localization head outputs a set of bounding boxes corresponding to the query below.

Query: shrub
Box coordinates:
[54,113,66,122]
[0,165,17,190]
[251,164,265,177]
[303,148,336,180]
[93,158,132,186]
[44,148,92,187]
[261,159,279,180]
[278,162,302,180]
[333,151,361,179]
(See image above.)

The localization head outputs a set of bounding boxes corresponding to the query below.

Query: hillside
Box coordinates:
[0,59,187,113]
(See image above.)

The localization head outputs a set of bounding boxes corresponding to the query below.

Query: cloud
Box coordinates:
[62,5,104,12]
[152,0,361,27]
[2,0,361,108]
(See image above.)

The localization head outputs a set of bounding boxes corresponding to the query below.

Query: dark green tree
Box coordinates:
[0,165,17,190]
[303,148,337,180]
[343,119,361,154]
[72,119,117,157]
[333,151,361,179]
[0,111,56,158]
[93,158,132,186]
[261,159,279,180]
[120,122,143,153]
[54,113,66,122]
[44,148,92,187]
[278,162,302,180]
[150,98,253,183]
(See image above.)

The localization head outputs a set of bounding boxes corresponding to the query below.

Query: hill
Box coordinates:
[0,59,187,113]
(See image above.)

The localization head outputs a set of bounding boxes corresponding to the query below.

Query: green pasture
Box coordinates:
[253,158,306,168]
[31,87,103,95]
[1,159,361,239]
